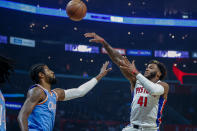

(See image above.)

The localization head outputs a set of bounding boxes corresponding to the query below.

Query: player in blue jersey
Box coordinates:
[18,61,112,131]
[0,55,14,131]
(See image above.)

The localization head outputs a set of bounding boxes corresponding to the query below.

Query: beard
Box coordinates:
[145,71,157,80]
[48,77,57,85]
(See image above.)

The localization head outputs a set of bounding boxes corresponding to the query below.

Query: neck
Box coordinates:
[39,81,51,92]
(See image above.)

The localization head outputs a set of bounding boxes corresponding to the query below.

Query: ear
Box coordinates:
[38,72,45,79]
[156,71,161,79]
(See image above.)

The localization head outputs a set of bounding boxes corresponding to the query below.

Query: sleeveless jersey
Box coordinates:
[130,80,167,128]
[28,84,58,131]
[0,90,6,131]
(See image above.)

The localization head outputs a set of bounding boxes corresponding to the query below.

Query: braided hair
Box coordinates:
[0,55,14,83]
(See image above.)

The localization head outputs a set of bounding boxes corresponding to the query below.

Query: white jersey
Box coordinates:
[130,80,166,128]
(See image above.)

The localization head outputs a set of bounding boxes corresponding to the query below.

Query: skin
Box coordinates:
[18,62,111,131]
[84,32,169,99]
[84,33,137,91]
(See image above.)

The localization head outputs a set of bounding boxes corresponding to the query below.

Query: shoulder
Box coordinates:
[53,88,65,101]
[28,86,44,96]
[53,88,63,95]
[27,86,46,102]
[158,81,169,99]
[158,81,169,89]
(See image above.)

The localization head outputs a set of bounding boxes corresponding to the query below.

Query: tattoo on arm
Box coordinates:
[102,41,124,65]
[17,87,44,131]
[103,41,137,83]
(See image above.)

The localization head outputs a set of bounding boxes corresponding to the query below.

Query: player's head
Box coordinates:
[0,55,14,84]
[30,64,56,85]
[144,60,167,80]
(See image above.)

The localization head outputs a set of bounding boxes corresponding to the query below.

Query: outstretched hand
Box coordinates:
[84,32,105,44]
[100,61,112,76]
[119,56,139,76]
[96,61,112,81]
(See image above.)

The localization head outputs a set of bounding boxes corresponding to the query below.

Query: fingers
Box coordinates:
[84,32,96,38]
[100,61,112,75]
[118,56,130,67]
[131,60,135,65]
[89,39,99,43]
[107,68,112,72]
[119,66,129,70]
[124,56,131,65]
[118,60,123,66]
[84,32,98,43]
[119,59,128,67]
[103,61,109,69]
[122,56,128,65]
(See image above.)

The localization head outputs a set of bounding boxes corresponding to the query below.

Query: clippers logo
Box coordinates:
[48,101,56,111]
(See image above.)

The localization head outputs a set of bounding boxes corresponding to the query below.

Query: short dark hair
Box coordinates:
[0,55,14,83]
[30,64,46,84]
[148,60,167,80]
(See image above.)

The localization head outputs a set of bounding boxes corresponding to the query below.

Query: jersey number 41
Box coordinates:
[137,96,147,107]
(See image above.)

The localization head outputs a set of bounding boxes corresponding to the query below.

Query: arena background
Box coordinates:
[0,0,197,130]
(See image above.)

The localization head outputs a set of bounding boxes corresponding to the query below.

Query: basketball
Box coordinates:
[66,0,87,21]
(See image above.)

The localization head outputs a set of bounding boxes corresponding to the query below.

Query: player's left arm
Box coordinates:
[53,61,112,101]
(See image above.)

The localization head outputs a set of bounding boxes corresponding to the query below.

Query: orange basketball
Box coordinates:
[66,0,87,21]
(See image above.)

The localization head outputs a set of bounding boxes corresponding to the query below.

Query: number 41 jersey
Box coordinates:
[130,80,167,128]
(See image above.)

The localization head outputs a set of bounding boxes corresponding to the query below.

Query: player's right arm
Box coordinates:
[17,87,45,131]
[84,32,136,88]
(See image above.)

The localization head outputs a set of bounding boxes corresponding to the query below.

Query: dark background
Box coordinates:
[0,0,197,130]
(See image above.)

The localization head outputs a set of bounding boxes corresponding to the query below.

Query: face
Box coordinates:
[42,66,57,85]
[144,64,160,80]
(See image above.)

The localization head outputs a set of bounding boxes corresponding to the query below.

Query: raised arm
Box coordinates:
[84,33,136,86]
[84,33,123,65]
[17,87,45,131]
[53,61,112,101]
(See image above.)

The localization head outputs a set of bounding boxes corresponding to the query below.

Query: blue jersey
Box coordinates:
[0,90,6,131]
[28,84,58,131]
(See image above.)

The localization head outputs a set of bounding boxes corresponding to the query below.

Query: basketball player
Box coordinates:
[85,33,169,131]
[18,61,112,131]
[0,55,14,131]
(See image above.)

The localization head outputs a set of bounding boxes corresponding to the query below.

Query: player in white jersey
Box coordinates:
[119,58,169,131]
[85,33,169,131]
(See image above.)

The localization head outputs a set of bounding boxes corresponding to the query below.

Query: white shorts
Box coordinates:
[122,124,158,131]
